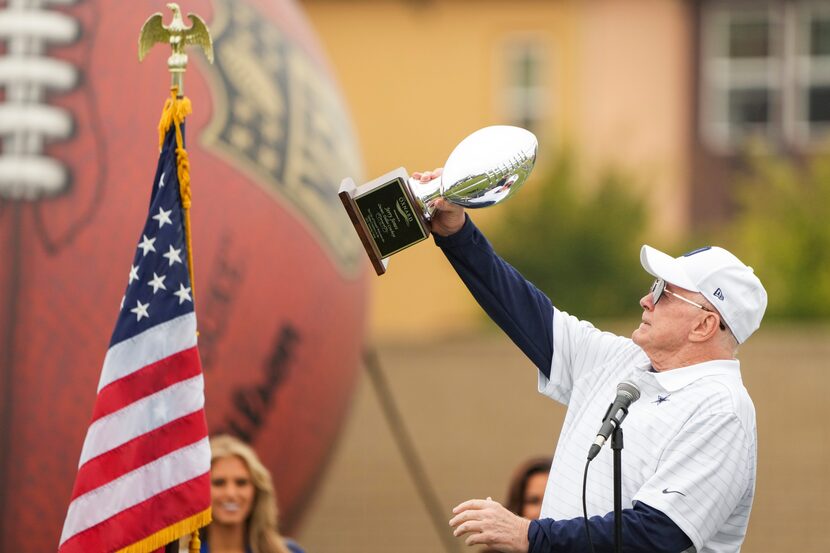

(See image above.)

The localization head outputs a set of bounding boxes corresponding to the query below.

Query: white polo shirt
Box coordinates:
[539,308,757,553]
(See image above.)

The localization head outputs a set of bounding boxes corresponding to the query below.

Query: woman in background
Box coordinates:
[202,434,304,553]
[504,456,551,520]
[478,456,552,552]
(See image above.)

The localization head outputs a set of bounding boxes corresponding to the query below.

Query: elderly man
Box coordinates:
[414,171,767,553]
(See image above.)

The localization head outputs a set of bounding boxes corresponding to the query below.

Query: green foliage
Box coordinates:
[732,147,830,318]
[487,150,650,318]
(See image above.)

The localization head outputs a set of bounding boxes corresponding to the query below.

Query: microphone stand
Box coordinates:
[611,425,624,553]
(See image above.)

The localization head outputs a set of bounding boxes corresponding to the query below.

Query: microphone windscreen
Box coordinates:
[617,381,641,402]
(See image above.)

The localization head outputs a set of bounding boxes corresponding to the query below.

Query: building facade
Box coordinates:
[301,0,829,338]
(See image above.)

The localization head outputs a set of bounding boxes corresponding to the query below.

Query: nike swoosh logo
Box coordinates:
[662,488,686,496]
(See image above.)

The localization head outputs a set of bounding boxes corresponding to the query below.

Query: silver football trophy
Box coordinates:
[339,125,538,275]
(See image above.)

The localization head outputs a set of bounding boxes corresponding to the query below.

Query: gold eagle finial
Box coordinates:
[138,3,213,93]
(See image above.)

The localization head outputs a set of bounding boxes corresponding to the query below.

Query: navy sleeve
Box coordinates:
[527,501,693,553]
[433,215,554,377]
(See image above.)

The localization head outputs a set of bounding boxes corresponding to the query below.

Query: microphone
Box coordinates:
[587,381,641,461]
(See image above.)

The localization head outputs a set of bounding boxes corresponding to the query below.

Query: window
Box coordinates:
[796,2,830,141]
[499,36,549,133]
[700,0,830,151]
[701,3,781,149]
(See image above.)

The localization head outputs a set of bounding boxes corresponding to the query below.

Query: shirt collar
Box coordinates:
[636,358,742,392]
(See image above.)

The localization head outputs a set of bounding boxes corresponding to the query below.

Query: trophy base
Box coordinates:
[339,168,430,275]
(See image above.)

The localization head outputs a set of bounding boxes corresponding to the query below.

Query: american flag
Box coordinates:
[59,118,211,553]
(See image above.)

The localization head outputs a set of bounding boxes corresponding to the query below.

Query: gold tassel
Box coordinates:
[157,86,197,302]
[188,530,201,553]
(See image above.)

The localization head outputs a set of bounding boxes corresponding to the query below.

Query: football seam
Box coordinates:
[0,1,81,201]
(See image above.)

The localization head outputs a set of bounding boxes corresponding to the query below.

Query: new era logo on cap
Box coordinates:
[640,245,768,344]
[683,246,712,257]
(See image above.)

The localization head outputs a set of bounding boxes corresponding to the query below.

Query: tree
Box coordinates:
[732,147,830,318]
[489,151,649,319]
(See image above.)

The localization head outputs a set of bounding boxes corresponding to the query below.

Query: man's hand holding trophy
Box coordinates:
[338,126,538,275]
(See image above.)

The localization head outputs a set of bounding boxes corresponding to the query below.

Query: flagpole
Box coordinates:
[139,5,213,553]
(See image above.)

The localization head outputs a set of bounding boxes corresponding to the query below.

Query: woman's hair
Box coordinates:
[209,434,291,553]
[504,456,552,516]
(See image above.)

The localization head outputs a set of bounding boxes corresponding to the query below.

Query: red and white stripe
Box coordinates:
[59,312,210,553]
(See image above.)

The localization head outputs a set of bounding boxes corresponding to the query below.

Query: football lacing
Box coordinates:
[0,0,80,200]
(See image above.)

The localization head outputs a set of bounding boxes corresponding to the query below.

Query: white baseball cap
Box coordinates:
[640,245,768,344]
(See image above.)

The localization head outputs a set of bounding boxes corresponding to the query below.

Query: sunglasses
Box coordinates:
[650,278,726,331]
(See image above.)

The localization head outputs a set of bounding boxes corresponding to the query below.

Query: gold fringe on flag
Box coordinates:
[114,508,211,553]
[157,86,197,302]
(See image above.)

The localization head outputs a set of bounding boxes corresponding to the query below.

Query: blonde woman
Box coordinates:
[199,434,304,553]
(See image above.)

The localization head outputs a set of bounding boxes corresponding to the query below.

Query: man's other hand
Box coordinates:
[449,497,530,552]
